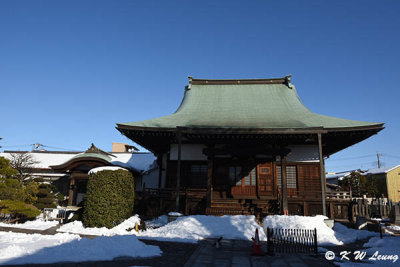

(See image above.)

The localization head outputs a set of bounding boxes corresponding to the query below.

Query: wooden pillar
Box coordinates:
[157,154,163,189]
[280,154,288,215]
[175,131,182,212]
[68,176,75,206]
[206,154,213,208]
[303,201,308,216]
[317,133,327,216]
[329,202,335,219]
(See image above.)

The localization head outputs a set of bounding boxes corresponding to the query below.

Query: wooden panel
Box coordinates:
[257,162,274,196]
[297,164,321,199]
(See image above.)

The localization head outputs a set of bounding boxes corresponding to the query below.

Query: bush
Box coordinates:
[0,199,40,222]
[83,169,135,228]
[34,183,58,209]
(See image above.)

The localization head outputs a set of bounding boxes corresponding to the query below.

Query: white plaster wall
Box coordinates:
[170,144,207,161]
[141,169,159,190]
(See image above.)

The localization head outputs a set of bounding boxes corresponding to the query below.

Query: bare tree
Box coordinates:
[9,152,39,181]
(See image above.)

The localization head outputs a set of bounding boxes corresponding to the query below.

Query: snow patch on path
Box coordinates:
[0,220,59,230]
[0,231,161,265]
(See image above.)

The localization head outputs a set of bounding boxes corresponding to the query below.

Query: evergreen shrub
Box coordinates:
[83,169,135,228]
[0,199,40,222]
[34,183,58,209]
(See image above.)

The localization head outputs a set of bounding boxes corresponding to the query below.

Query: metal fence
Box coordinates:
[266,228,318,255]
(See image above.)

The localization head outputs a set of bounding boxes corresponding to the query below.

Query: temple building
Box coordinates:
[117,75,384,217]
[0,143,156,207]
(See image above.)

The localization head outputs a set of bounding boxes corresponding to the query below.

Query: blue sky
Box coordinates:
[0,0,399,172]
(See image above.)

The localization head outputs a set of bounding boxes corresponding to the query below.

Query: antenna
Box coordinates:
[33,142,44,150]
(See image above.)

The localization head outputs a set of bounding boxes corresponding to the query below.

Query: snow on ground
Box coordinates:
[263,215,378,245]
[57,215,141,236]
[0,231,161,265]
[0,220,59,230]
[138,215,265,243]
[385,225,400,234]
[145,215,168,228]
[332,235,400,267]
[58,215,264,243]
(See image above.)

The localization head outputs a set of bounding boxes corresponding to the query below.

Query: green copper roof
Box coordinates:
[50,144,112,170]
[68,152,112,163]
[118,77,383,130]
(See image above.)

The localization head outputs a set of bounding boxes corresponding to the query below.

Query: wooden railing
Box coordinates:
[142,188,351,201]
[326,191,351,200]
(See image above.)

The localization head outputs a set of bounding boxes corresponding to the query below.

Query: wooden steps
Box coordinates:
[207,198,278,217]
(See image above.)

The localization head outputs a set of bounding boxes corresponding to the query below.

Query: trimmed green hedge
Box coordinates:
[83,169,135,228]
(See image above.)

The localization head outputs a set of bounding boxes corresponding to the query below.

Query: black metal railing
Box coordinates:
[266,228,318,255]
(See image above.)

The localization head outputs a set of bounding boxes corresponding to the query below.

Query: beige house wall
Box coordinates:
[386,166,400,202]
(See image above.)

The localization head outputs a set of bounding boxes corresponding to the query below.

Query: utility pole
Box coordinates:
[377,152,381,168]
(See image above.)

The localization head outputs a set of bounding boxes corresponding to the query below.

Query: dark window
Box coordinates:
[189,164,207,188]
[277,166,297,189]
[260,167,270,174]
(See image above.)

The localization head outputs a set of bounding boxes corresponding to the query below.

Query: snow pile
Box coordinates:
[263,215,377,245]
[385,225,400,233]
[139,215,265,243]
[57,215,141,236]
[0,232,161,265]
[0,219,59,230]
[58,215,264,242]
[88,166,128,175]
[145,215,168,228]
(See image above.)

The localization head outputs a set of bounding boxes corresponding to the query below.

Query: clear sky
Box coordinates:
[0,0,399,173]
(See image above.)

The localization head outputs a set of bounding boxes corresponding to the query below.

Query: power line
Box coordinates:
[382,154,400,159]
[1,144,33,148]
[41,145,80,151]
[327,154,375,161]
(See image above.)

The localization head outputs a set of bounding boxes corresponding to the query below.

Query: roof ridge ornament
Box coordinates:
[285,74,294,89]
[85,143,116,157]
[187,76,193,90]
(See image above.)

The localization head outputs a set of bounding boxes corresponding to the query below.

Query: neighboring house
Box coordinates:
[362,165,400,203]
[326,170,357,185]
[0,143,156,207]
[116,75,384,217]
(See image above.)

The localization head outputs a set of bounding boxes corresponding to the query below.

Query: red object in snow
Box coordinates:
[251,228,264,256]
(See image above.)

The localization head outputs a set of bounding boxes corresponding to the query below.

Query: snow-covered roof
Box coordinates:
[0,152,76,169]
[326,172,352,181]
[88,166,128,175]
[0,151,156,173]
[362,165,400,175]
[111,153,156,173]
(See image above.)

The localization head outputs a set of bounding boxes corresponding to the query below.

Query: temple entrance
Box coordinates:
[229,166,257,196]
[213,160,258,198]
